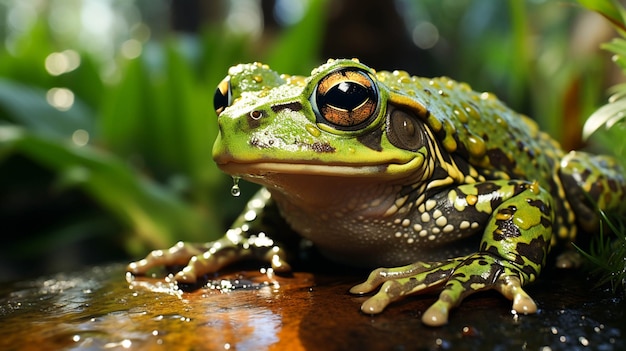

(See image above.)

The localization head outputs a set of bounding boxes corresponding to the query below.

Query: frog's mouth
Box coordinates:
[217,160,390,178]
[215,156,426,209]
[214,153,427,183]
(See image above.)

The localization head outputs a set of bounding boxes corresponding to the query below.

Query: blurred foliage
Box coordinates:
[581,0,626,157]
[0,0,624,280]
[575,0,626,292]
[0,0,328,279]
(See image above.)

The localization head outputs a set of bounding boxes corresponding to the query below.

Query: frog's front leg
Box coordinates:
[350,180,553,326]
[126,188,291,284]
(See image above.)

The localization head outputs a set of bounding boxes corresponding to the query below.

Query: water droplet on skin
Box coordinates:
[231,177,241,197]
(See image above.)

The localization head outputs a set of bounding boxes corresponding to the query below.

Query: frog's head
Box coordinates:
[212,59,435,191]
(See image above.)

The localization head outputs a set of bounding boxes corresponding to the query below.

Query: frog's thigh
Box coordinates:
[424,180,553,325]
[559,151,626,231]
[475,180,553,271]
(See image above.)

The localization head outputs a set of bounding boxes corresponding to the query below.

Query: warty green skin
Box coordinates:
[127,59,626,326]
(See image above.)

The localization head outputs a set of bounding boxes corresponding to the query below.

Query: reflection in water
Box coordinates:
[0,265,288,350]
[0,264,623,350]
[126,268,286,349]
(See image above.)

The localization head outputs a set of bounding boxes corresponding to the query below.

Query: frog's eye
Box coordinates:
[386,108,425,151]
[311,68,379,131]
[213,76,231,115]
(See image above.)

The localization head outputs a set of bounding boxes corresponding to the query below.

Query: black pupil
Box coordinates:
[213,87,229,112]
[323,81,370,111]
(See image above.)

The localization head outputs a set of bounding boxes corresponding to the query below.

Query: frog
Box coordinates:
[127,58,626,326]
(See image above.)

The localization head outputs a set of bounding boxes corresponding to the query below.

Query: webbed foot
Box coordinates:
[350,253,537,326]
[127,231,291,284]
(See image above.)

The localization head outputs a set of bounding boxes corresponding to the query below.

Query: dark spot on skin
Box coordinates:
[499,206,517,216]
[540,216,552,229]
[588,181,604,200]
[450,272,467,280]
[475,182,501,195]
[473,182,506,209]
[527,199,551,216]
[357,127,383,151]
[454,155,472,174]
[310,142,335,153]
[454,140,470,160]
[492,219,522,241]
[508,181,530,196]
[271,102,303,113]
[493,206,521,241]
[423,268,455,285]
[250,137,262,148]
[487,148,516,172]
[480,242,488,252]
[580,168,592,181]
[516,236,549,267]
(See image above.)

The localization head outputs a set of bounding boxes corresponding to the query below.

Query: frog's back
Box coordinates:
[377,71,626,244]
[377,72,564,187]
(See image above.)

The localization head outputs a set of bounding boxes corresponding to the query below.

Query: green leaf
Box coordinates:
[98,42,224,201]
[582,97,626,139]
[0,78,94,138]
[97,58,152,157]
[577,0,626,32]
[0,126,220,253]
[159,43,219,198]
[56,53,105,111]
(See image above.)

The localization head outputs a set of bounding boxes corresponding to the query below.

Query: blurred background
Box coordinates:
[0,0,622,282]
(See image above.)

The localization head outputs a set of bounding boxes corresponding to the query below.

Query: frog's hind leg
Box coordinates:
[424,181,553,325]
[559,151,626,232]
[351,180,554,326]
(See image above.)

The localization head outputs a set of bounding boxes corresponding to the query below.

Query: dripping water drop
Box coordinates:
[231,177,241,197]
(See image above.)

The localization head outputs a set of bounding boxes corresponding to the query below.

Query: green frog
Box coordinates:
[127,59,626,326]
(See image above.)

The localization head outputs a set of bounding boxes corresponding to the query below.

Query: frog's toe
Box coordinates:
[265,246,292,273]
[421,254,539,325]
[349,268,388,295]
[350,261,456,295]
[359,280,405,314]
[174,254,212,284]
[351,260,460,316]
[127,241,203,276]
[423,280,536,327]
[422,300,451,326]
[496,275,537,314]
[174,239,292,283]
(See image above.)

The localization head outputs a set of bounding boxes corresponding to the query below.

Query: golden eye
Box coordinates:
[312,68,379,130]
[213,76,231,115]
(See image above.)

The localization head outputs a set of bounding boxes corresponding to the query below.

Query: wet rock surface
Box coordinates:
[0,263,623,350]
